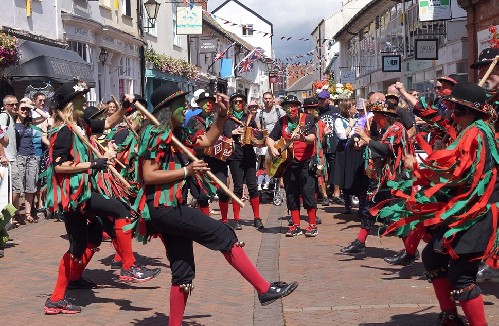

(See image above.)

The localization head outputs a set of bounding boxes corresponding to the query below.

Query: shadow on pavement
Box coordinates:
[360,310,442,325]
[361,263,426,280]
[99,252,168,269]
[131,312,210,325]
[82,267,161,290]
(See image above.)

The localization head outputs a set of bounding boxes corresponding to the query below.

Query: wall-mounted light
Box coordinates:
[99,48,109,65]
[144,0,160,28]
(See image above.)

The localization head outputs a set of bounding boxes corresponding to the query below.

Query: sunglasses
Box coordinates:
[20,107,31,111]
[6,103,18,107]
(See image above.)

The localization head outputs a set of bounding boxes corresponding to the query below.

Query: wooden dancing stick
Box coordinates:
[110,95,141,141]
[56,111,132,188]
[133,102,245,208]
[478,55,499,87]
[93,139,127,170]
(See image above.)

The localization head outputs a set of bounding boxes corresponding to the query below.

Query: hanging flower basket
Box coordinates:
[145,48,199,80]
[0,32,20,69]
[489,25,499,49]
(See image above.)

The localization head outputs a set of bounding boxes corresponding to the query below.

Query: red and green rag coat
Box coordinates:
[131,125,216,243]
[376,119,499,263]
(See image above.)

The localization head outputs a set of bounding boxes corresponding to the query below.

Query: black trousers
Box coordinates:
[63,192,131,258]
[227,158,259,201]
[205,157,229,202]
[422,241,483,301]
[283,158,317,211]
[147,204,237,285]
[325,153,336,189]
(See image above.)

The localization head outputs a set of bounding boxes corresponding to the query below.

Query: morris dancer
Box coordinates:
[44,82,158,315]
[222,94,263,229]
[380,82,496,326]
[266,95,318,237]
[133,83,298,326]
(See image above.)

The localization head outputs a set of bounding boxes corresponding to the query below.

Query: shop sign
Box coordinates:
[199,39,217,54]
[382,55,401,72]
[415,39,438,60]
[418,0,451,22]
[340,70,355,83]
[176,5,203,35]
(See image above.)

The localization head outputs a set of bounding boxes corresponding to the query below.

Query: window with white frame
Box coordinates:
[118,56,132,78]
[173,6,182,47]
[68,41,92,64]
[122,0,132,16]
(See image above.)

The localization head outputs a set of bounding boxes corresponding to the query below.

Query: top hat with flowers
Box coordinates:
[370,100,398,116]
[281,95,301,106]
[470,48,499,69]
[51,80,90,109]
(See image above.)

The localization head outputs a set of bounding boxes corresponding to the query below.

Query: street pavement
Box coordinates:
[1,200,499,326]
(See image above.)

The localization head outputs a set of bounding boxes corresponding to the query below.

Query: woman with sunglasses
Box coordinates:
[220,94,264,230]
[379,81,496,325]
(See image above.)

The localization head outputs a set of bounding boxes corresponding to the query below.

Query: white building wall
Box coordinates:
[212,2,272,56]
[0,0,61,39]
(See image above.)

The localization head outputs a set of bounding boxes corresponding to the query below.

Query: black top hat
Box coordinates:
[52,80,90,109]
[303,97,319,108]
[83,106,105,121]
[230,93,246,103]
[151,82,189,113]
[385,93,400,104]
[133,94,148,107]
[445,81,492,115]
[470,48,499,69]
[371,101,398,116]
[281,95,301,106]
[436,74,465,85]
[196,91,216,104]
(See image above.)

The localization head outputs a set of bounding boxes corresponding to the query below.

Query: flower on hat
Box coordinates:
[73,81,88,92]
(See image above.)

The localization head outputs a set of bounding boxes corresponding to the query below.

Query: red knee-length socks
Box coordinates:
[223,245,270,294]
[431,277,457,314]
[460,295,487,326]
[169,284,189,326]
[306,208,316,225]
[290,210,300,226]
[232,201,241,220]
[219,201,229,223]
[357,228,369,243]
[50,252,73,302]
[250,197,260,219]
[114,219,136,270]
[199,205,210,216]
[70,245,97,281]
[403,228,424,256]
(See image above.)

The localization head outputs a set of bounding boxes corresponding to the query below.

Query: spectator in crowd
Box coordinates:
[13,98,47,223]
[32,92,48,216]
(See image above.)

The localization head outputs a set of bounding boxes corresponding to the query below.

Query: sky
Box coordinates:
[207,0,342,62]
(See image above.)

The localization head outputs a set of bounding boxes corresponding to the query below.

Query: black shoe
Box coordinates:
[343,208,352,214]
[234,220,242,230]
[384,250,418,266]
[321,197,329,206]
[111,260,122,270]
[0,249,4,258]
[44,298,81,315]
[316,216,322,225]
[135,264,161,277]
[437,311,467,326]
[331,196,345,205]
[67,277,97,290]
[119,265,158,283]
[254,218,264,229]
[288,218,294,227]
[258,281,299,306]
[340,239,366,254]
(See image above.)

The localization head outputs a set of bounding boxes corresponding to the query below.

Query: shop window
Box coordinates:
[119,56,132,78]
[68,41,92,64]
[243,25,254,36]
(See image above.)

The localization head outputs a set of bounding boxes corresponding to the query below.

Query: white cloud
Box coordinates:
[208,0,342,60]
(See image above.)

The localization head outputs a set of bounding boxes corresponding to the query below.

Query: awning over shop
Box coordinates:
[5,40,94,86]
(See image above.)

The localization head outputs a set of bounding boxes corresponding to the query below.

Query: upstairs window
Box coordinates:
[242,24,254,36]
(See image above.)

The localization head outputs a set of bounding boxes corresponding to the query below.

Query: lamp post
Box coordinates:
[98,48,109,65]
[144,0,160,28]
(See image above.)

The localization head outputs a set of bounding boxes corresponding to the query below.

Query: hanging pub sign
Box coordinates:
[269,71,279,84]
[415,39,438,60]
[382,55,401,72]
[199,39,217,54]
[418,0,452,22]
[176,5,203,35]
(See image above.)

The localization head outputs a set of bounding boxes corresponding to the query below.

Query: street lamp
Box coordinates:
[144,0,160,28]
[98,48,109,65]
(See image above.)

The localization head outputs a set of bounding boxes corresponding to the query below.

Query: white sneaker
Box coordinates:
[258,184,262,191]
[262,182,269,190]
